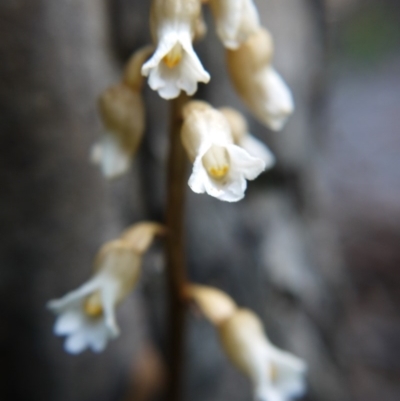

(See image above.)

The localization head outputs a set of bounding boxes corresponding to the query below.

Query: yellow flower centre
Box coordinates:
[84,292,103,318]
[202,145,230,180]
[162,43,183,68]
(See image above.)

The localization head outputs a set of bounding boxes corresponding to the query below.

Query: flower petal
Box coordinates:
[64,332,88,354]
[239,135,275,169]
[228,145,265,180]
[54,309,83,335]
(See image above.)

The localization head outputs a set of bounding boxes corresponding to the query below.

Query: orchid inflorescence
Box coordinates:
[48,1,306,400]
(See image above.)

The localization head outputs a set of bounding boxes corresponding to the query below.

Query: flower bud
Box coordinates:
[219,107,275,168]
[208,0,260,49]
[123,45,155,91]
[218,309,307,401]
[227,28,294,131]
[185,284,237,324]
[142,0,210,99]
[91,83,145,179]
[181,101,266,202]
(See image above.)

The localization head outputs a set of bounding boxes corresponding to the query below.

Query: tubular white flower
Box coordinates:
[209,0,260,49]
[91,84,145,179]
[227,28,294,131]
[48,240,141,354]
[181,101,266,202]
[48,223,165,354]
[141,0,210,99]
[219,107,275,168]
[218,309,307,401]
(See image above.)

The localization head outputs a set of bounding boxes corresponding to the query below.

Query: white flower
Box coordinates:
[209,0,260,49]
[219,107,275,168]
[92,84,145,179]
[218,309,307,401]
[141,0,210,99]
[181,101,266,202]
[48,240,141,354]
[227,28,294,131]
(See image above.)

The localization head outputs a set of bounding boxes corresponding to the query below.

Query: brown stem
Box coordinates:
[165,93,189,401]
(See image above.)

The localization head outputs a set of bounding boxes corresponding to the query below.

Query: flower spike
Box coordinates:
[141,0,210,99]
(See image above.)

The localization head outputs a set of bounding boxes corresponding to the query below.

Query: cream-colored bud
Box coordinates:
[186,285,237,325]
[227,28,294,131]
[227,27,274,73]
[93,83,145,178]
[209,0,260,49]
[201,145,230,180]
[218,308,307,401]
[98,84,145,156]
[120,222,166,255]
[219,107,248,143]
[98,84,145,150]
[123,45,155,91]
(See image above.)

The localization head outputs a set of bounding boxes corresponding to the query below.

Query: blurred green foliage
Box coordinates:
[341,3,400,62]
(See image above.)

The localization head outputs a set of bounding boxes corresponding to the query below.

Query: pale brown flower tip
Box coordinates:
[186,284,237,325]
[120,222,167,255]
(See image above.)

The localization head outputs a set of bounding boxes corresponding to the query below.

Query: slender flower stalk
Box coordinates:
[165,93,190,401]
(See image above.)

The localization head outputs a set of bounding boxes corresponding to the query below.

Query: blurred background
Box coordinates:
[1,0,399,400]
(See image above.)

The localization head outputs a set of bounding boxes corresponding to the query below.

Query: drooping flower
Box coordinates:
[227,28,294,131]
[208,0,260,49]
[181,101,266,202]
[91,83,145,179]
[141,0,210,99]
[219,107,275,168]
[48,223,165,354]
[218,309,307,401]
[91,46,153,179]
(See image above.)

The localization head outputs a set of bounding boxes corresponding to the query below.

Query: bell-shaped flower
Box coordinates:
[218,309,307,401]
[219,107,275,168]
[141,0,210,99]
[91,83,145,179]
[227,28,294,131]
[185,284,237,325]
[48,223,165,354]
[208,0,260,49]
[181,101,266,202]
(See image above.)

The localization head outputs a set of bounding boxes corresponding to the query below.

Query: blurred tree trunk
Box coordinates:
[0,1,352,401]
